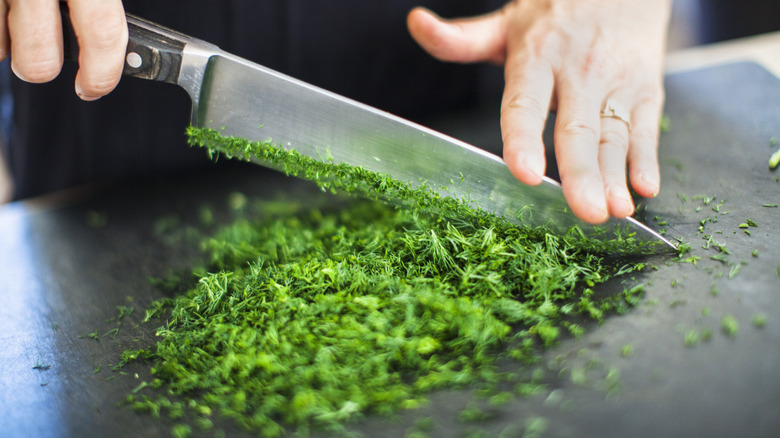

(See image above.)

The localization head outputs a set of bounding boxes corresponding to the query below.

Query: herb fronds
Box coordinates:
[119,127,666,434]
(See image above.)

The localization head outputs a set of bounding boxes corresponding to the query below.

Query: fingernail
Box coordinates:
[75,83,100,102]
[523,154,545,180]
[583,185,609,222]
[10,62,28,82]
[607,185,634,217]
[639,172,659,197]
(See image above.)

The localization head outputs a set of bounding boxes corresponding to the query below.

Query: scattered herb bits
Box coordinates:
[33,358,51,371]
[752,314,768,329]
[770,148,780,170]
[684,330,699,347]
[721,315,739,338]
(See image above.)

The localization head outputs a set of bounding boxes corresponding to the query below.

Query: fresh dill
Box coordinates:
[33,358,52,371]
[115,126,674,435]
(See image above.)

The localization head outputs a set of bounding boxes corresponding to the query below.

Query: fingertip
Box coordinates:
[510,154,545,186]
[564,181,609,225]
[631,170,660,198]
[68,1,127,101]
[407,6,435,22]
[75,80,102,102]
[406,7,451,60]
[11,58,63,83]
[605,184,635,218]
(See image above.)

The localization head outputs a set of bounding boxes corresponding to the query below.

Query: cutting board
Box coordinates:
[0,61,778,438]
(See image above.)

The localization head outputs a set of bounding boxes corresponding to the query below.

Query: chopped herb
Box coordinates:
[413,417,435,432]
[763,204,778,208]
[458,403,490,423]
[620,344,634,357]
[752,314,767,329]
[665,158,684,172]
[710,254,729,264]
[113,126,666,434]
[523,417,548,438]
[33,358,51,371]
[692,195,716,206]
[659,114,671,133]
[684,330,699,347]
[728,261,745,279]
[78,330,99,341]
[171,424,192,438]
[488,392,514,407]
[721,315,739,337]
[132,381,150,394]
[770,148,780,170]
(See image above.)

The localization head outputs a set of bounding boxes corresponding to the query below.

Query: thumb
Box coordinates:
[407,7,508,65]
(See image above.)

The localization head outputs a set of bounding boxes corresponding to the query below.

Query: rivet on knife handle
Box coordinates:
[60,3,186,84]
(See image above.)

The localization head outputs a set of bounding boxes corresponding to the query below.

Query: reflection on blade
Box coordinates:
[189,52,675,251]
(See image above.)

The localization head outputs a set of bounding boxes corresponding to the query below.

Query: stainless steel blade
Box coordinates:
[173,37,675,251]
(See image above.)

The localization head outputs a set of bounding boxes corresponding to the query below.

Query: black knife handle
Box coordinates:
[60,4,187,84]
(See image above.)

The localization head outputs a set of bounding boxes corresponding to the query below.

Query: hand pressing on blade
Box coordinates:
[0,0,127,101]
[407,0,671,224]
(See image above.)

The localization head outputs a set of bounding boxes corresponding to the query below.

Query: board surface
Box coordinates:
[1,62,779,437]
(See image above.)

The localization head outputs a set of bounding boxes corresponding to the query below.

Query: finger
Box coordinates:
[0,1,9,61]
[501,58,554,186]
[67,0,127,100]
[598,116,634,218]
[627,96,663,198]
[553,86,608,224]
[7,0,63,83]
[406,6,507,64]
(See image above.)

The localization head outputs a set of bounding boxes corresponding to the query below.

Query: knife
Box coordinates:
[61,8,675,251]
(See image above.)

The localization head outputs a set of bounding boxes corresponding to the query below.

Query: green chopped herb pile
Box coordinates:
[124,128,656,435]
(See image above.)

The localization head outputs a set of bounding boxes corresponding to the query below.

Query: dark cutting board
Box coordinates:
[1,61,778,438]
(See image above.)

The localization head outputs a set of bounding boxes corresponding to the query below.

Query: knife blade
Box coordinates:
[62,9,675,251]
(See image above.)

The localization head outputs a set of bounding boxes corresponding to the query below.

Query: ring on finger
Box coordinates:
[600,100,632,131]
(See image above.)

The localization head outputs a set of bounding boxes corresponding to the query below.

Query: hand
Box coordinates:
[0,0,128,101]
[408,0,672,224]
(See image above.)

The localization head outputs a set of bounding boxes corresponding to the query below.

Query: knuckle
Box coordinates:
[557,119,599,144]
[636,89,664,108]
[630,125,658,145]
[600,128,629,152]
[501,93,547,122]
[78,11,127,52]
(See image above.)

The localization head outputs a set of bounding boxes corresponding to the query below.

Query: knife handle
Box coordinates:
[60,4,186,84]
